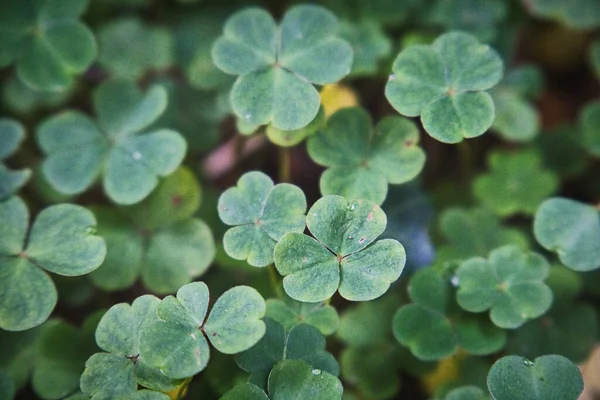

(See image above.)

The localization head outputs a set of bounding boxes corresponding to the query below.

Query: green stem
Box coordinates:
[176,376,193,400]
[279,147,291,183]
[457,140,474,182]
[268,263,280,295]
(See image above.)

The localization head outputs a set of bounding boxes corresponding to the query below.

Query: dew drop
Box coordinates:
[349,204,356,211]
[523,359,534,367]
[312,369,321,375]
[133,151,142,160]
[450,275,459,287]
[348,235,353,239]
[84,226,97,235]
[388,74,395,81]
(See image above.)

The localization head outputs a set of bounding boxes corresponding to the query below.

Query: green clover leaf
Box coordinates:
[429,0,507,42]
[0,197,106,331]
[487,355,583,400]
[580,100,600,157]
[456,245,553,329]
[490,66,544,142]
[32,313,101,400]
[0,0,97,92]
[385,31,503,143]
[265,292,339,336]
[339,19,392,77]
[473,150,557,217]
[98,18,173,80]
[36,80,186,205]
[393,267,506,360]
[0,325,45,395]
[2,74,72,115]
[533,197,600,272]
[139,282,266,379]
[536,125,588,179]
[274,195,406,302]
[212,5,353,130]
[221,383,269,400]
[80,296,182,399]
[528,0,600,29]
[218,171,307,267]
[89,167,215,293]
[266,107,325,147]
[592,39,600,81]
[307,108,426,205]
[437,207,529,262]
[0,119,31,201]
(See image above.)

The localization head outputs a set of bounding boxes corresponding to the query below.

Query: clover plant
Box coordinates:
[1,1,598,399]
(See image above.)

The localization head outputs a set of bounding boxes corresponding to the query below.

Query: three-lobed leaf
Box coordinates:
[385,31,503,143]
[0,119,31,201]
[274,195,406,302]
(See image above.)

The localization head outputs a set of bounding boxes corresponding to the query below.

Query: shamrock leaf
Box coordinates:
[385,31,503,143]
[393,267,506,360]
[212,5,353,130]
[444,386,490,400]
[0,0,97,92]
[32,313,101,400]
[80,296,182,399]
[2,74,72,115]
[437,207,529,262]
[218,171,307,267]
[97,18,173,80]
[307,108,426,205]
[0,197,106,331]
[274,195,406,302]
[139,282,266,379]
[89,167,215,293]
[36,80,186,205]
[0,325,45,394]
[265,293,339,336]
[429,0,507,42]
[223,360,343,400]
[266,107,325,147]
[473,150,557,217]
[527,0,600,30]
[456,245,553,329]
[487,355,583,400]
[338,19,392,77]
[0,119,31,201]
[580,100,600,157]
[536,125,588,179]
[490,66,543,142]
[235,319,339,390]
[534,197,600,272]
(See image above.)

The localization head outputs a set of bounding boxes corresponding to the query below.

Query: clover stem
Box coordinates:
[457,140,474,182]
[279,147,291,183]
[176,376,193,400]
[268,263,280,294]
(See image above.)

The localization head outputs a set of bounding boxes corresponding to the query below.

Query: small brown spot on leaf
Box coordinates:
[212,332,217,337]
[171,195,183,207]
[302,257,307,262]
[367,212,373,221]
[359,237,366,243]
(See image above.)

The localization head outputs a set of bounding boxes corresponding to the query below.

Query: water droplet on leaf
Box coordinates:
[84,226,96,235]
[312,369,321,375]
[523,359,534,367]
[451,275,459,287]
[133,151,142,160]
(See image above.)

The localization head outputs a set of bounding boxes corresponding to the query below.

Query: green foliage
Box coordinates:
[486,355,583,400]
[218,171,307,267]
[0,0,97,92]
[429,0,507,42]
[580,100,600,157]
[265,293,339,336]
[266,107,325,147]
[212,5,353,130]
[0,119,30,201]
[36,80,186,204]
[393,267,506,360]
[339,20,392,77]
[535,125,588,178]
[592,39,600,80]
[385,31,503,143]
[274,195,406,302]
[444,386,489,400]
[473,150,557,216]
[0,197,106,331]
[97,18,173,80]
[455,246,553,329]
[307,107,425,205]
[534,197,600,271]
[139,282,266,379]
[528,0,600,29]
[89,167,215,293]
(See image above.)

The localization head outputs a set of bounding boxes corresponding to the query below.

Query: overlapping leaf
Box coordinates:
[534,197,600,271]
[338,19,392,77]
[0,119,31,201]
[393,267,506,360]
[274,195,406,302]
[80,296,181,399]
[528,0,600,29]
[0,197,106,331]
[487,355,583,400]
[234,319,339,389]
[307,108,426,205]
[0,0,97,92]
[265,292,339,335]
[218,171,307,267]
[36,80,186,204]
[89,167,215,294]
[385,31,503,143]
[579,100,600,157]
[429,0,507,42]
[473,150,557,216]
[212,5,353,130]
[139,282,266,379]
[456,246,553,329]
